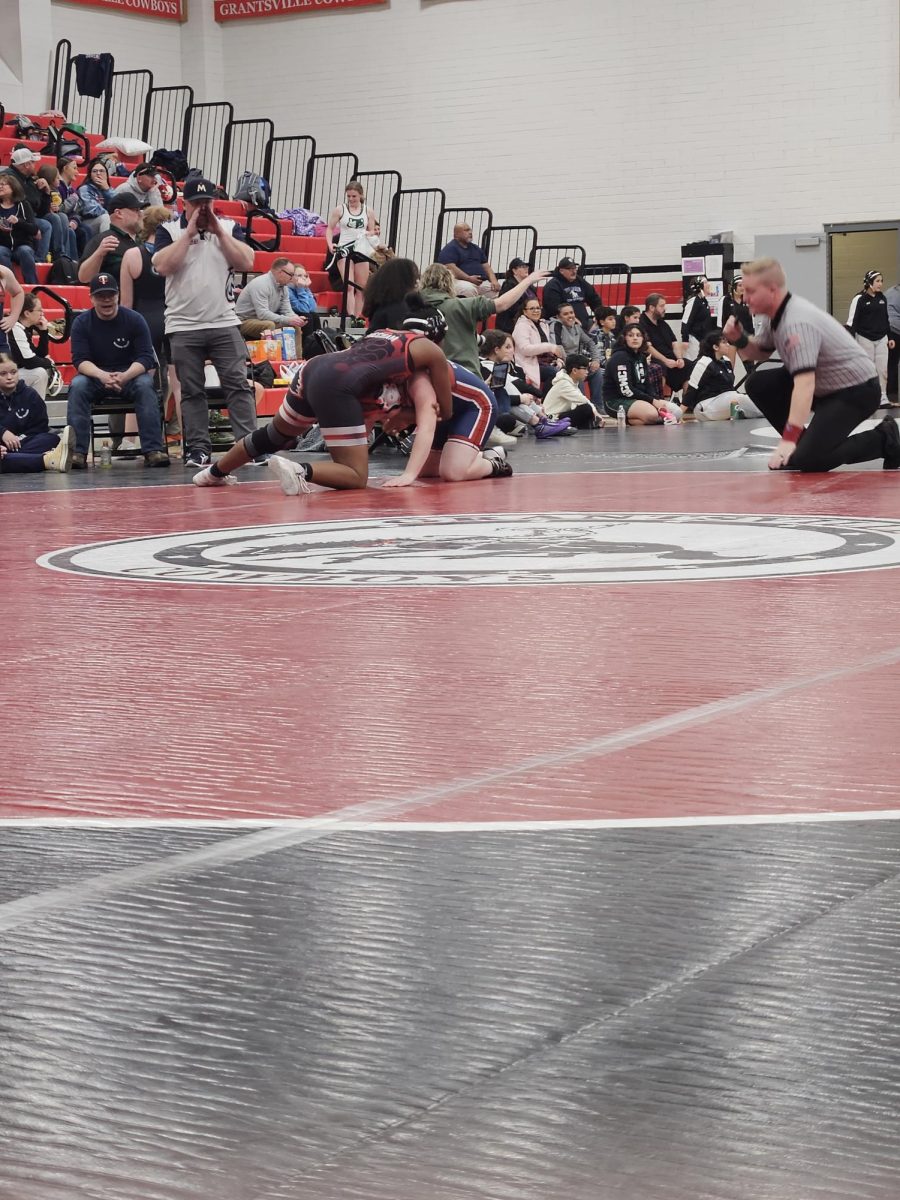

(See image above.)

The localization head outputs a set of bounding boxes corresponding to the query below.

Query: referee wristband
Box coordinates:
[782,423,804,444]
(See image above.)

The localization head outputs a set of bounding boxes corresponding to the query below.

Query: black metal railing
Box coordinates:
[106,70,153,143]
[142,85,194,151]
[50,40,70,113]
[388,188,446,268]
[531,244,587,272]
[355,170,402,240]
[436,207,493,261]
[304,152,359,220]
[182,101,234,185]
[484,225,538,275]
[264,135,316,214]
[221,118,274,197]
[583,262,632,308]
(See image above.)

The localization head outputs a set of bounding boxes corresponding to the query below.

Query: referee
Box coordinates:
[723,257,899,472]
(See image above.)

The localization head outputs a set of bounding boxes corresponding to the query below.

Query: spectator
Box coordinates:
[496,257,536,333]
[542,257,603,329]
[419,261,549,376]
[848,270,893,406]
[480,328,571,438]
[639,293,692,393]
[289,264,318,318]
[512,297,565,391]
[325,180,378,320]
[66,273,169,469]
[235,258,308,340]
[592,306,618,362]
[97,149,129,179]
[0,263,25,354]
[619,305,641,329]
[544,353,604,428]
[886,277,900,405]
[363,256,422,331]
[681,275,715,357]
[550,302,604,405]
[0,353,73,474]
[76,159,114,240]
[0,173,38,284]
[437,223,499,297]
[9,293,59,398]
[152,176,258,469]
[3,147,60,264]
[683,329,760,420]
[37,163,78,260]
[120,205,174,447]
[78,191,142,284]
[57,156,86,254]
[112,164,164,210]
[604,325,665,424]
[720,276,753,338]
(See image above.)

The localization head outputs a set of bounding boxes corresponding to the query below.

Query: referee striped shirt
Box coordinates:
[755,293,877,398]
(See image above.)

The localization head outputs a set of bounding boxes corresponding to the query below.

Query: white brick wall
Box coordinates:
[50,1,185,88]
[50,0,900,269]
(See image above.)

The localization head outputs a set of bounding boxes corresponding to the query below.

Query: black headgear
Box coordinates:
[403,308,448,345]
[864,270,882,290]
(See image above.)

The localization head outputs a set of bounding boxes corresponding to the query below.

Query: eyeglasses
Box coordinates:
[278,266,295,276]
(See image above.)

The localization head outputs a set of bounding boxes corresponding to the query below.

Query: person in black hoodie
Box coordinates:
[848,270,894,404]
[496,258,538,334]
[5,147,67,262]
[604,325,664,424]
[682,329,760,420]
[541,257,603,330]
[0,354,73,472]
[681,275,715,358]
[0,172,38,283]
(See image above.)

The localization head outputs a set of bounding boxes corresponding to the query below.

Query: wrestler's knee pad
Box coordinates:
[242,423,295,457]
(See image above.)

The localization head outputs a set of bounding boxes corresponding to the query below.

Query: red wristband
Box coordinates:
[782,423,803,444]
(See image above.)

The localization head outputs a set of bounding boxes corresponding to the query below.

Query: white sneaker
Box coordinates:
[268,453,312,495]
[43,424,75,472]
[487,428,517,448]
[118,438,140,452]
[193,466,237,487]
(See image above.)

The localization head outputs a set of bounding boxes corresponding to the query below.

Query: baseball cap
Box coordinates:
[107,191,141,212]
[509,257,528,270]
[557,257,579,269]
[10,148,41,166]
[90,273,119,295]
[183,177,216,202]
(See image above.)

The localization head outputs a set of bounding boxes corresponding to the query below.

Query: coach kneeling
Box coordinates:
[67,273,169,469]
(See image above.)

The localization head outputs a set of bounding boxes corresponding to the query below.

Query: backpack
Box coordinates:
[11,115,43,140]
[48,256,79,286]
[150,148,190,181]
[303,328,339,358]
[234,171,271,211]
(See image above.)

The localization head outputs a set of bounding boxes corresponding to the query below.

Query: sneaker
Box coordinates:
[535,418,570,439]
[488,455,513,478]
[880,416,900,470]
[194,466,237,487]
[117,438,140,454]
[482,446,506,463]
[184,449,212,468]
[487,428,517,448]
[43,425,75,473]
[511,422,528,437]
[144,451,171,468]
[268,453,312,495]
[71,451,87,470]
[46,370,62,398]
[295,425,326,453]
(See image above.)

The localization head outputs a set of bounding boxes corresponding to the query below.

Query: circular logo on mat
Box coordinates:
[37,512,900,587]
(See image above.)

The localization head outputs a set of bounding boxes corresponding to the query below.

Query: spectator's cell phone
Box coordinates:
[490,363,509,388]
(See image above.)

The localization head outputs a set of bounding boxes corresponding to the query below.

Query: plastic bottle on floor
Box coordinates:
[616,405,626,430]
[99,440,112,468]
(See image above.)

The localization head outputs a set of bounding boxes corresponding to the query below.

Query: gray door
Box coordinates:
[754,233,827,310]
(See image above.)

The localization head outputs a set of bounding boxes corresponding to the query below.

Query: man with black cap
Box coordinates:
[77,191,142,284]
[112,164,164,210]
[152,177,258,468]
[66,272,169,469]
[541,257,604,331]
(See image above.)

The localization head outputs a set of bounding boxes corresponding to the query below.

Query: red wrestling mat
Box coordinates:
[5,470,900,823]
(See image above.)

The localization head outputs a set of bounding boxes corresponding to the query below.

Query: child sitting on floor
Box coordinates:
[544,354,605,428]
[0,353,73,473]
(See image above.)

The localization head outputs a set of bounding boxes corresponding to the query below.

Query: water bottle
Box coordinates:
[730,400,742,420]
[616,405,626,430]
[99,440,112,468]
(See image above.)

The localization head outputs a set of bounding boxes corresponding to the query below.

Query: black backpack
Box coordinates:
[151,148,190,181]
[48,256,79,286]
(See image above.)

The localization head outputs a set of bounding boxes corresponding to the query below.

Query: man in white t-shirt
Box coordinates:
[152,177,258,468]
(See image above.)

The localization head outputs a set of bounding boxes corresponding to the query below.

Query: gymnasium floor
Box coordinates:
[3,421,900,1200]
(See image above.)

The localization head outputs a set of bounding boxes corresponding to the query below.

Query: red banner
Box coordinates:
[215,0,385,20]
[56,0,186,19]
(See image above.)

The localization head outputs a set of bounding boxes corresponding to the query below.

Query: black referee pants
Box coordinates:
[745,367,883,471]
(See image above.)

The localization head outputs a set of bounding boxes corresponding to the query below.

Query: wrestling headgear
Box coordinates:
[402,308,448,345]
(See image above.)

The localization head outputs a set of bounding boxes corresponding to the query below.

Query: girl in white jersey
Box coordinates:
[326,180,379,320]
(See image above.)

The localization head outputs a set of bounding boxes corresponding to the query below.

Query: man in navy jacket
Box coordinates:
[67,272,169,468]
